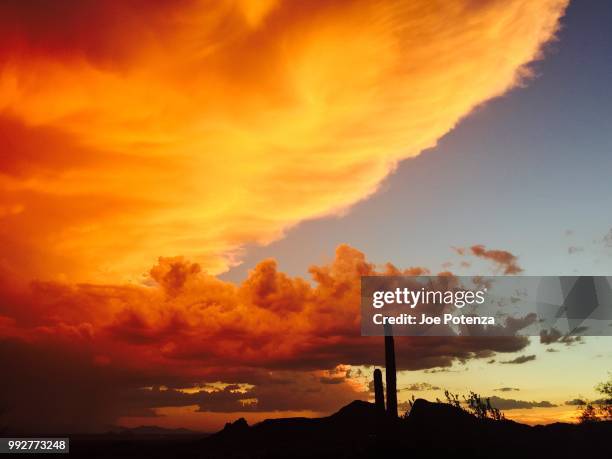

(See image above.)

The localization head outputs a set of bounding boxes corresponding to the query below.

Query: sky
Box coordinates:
[0,0,610,433]
[222,0,612,281]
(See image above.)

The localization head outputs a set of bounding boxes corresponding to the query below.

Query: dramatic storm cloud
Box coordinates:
[0,0,567,281]
[0,245,531,432]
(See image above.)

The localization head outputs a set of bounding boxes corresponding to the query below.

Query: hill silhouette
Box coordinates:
[58,398,612,457]
[199,398,611,458]
[63,330,611,457]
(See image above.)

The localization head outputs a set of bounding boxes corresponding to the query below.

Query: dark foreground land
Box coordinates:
[48,400,612,458]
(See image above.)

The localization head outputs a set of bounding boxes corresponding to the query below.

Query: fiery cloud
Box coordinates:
[0,0,567,281]
[0,0,569,434]
[0,245,531,432]
[454,244,524,274]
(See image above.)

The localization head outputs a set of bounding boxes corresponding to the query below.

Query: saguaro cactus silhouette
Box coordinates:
[373,368,385,412]
[384,323,398,418]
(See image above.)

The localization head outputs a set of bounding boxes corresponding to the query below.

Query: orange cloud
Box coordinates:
[0,244,531,432]
[453,244,523,274]
[0,0,567,281]
[469,244,523,274]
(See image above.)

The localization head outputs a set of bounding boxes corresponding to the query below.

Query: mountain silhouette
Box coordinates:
[198,398,611,458]
[61,399,611,457]
[204,399,387,456]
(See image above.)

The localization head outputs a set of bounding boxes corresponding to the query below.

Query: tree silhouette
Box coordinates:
[595,375,612,420]
[579,373,612,422]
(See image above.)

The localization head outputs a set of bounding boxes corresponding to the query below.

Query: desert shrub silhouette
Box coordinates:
[579,373,612,423]
[435,390,505,421]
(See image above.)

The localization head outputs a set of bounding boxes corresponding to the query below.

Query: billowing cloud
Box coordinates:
[0,0,569,433]
[0,0,567,281]
[0,245,532,432]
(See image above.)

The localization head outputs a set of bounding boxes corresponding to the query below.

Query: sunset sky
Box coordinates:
[1,0,611,433]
